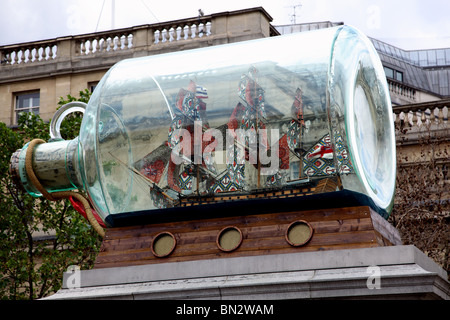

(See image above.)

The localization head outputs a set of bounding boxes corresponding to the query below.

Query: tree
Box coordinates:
[390,111,449,275]
[0,90,101,300]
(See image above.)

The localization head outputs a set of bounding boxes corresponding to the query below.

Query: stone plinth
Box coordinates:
[46,245,449,300]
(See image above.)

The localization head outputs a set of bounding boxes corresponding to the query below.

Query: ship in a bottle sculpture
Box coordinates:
[10,25,400,265]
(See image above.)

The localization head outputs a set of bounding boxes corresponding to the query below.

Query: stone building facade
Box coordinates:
[0,7,277,126]
[1,7,448,127]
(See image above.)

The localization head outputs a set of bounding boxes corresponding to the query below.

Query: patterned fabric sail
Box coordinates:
[302,133,354,177]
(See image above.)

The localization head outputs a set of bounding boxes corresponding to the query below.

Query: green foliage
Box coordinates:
[0,90,101,300]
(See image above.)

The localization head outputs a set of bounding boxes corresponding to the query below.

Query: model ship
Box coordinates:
[122,65,350,212]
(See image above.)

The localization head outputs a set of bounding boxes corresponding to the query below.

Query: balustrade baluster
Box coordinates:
[176,27,182,41]
[169,28,175,42]
[23,49,29,63]
[393,112,400,128]
[426,108,432,126]
[443,106,448,123]
[119,35,124,50]
[405,111,411,127]
[399,112,405,125]
[31,48,37,62]
[23,48,31,63]
[90,40,94,54]
[33,47,38,61]
[113,36,118,50]
[116,36,121,50]
[198,23,204,37]
[46,46,51,60]
[433,107,440,124]
[98,38,103,52]
[118,35,123,50]
[154,30,160,44]
[94,39,99,53]
[43,46,48,60]
[20,49,25,63]
[411,111,418,127]
[191,24,197,39]
[183,25,190,40]
[52,44,57,59]
[13,51,19,64]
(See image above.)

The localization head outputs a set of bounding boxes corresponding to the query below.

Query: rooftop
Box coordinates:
[370,37,450,97]
[274,22,450,99]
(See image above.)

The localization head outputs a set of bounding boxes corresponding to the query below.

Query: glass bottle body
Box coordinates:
[11,25,396,226]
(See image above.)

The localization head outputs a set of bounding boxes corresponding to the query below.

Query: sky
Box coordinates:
[0,0,449,50]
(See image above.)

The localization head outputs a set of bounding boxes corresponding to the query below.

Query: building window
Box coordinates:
[15,91,40,124]
[384,66,404,82]
[384,66,394,78]
[89,81,99,93]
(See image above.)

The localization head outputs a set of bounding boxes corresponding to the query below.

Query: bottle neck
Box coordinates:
[10,138,82,197]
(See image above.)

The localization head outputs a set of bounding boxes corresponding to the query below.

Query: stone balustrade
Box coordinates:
[0,20,207,65]
[152,20,212,44]
[0,7,273,75]
[72,18,212,57]
[388,78,417,102]
[0,39,59,65]
[75,31,134,56]
[393,99,449,129]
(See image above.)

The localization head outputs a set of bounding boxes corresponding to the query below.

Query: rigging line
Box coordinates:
[151,75,174,120]
[139,0,160,22]
[95,0,107,32]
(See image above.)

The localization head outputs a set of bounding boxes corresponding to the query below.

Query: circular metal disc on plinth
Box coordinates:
[285,220,313,247]
[152,232,176,258]
[216,226,243,252]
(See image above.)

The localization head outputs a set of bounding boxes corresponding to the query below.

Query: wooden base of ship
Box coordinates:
[94,205,402,269]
